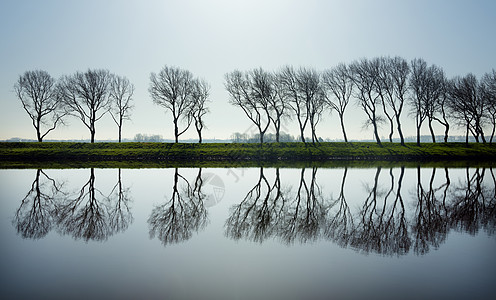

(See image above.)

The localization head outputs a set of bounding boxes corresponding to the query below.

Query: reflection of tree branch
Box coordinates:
[13,169,64,239]
[56,168,110,241]
[325,167,354,247]
[449,167,495,235]
[350,167,383,253]
[148,168,208,246]
[225,168,286,242]
[107,168,133,235]
[280,167,326,244]
[413,167,449,255]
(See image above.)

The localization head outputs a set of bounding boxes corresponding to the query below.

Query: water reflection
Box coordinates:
[13,168,133,242]
[11,166,496,255]
[224,166,495,256]
[148,168,209,246]
[13,169,65,239]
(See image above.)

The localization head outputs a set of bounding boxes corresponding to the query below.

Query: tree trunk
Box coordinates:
[428,119,436,143]
[275,120,280,143]
[339,114,348,143]
[372,121,382,147]
[416,125,421,147]
[444,123,449,143]
[396,115,404,146]
[465,125,469,145]
[299,125,306,143]
[174,119,179,143]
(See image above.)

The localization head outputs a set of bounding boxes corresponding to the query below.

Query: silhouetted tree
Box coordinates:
[376,56,410,145]
[278,66,324,143]
[189,78,210,143]
[374,57,396,143]
[409,58,429,146]
[481,70,496,142]
[225,69,272,145]
[109,75,134,142]
[447,74,487,144]
[149,66,195,143]
[350,58,383,146]
[423,65,447,143]
[14,70,66,142]
[58,69,113,143]
[270,76,290,142]
[322,63,354,142]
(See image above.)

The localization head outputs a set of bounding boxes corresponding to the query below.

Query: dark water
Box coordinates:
[1,167,495,299]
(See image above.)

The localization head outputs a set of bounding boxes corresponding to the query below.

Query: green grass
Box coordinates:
[1,142,496,169]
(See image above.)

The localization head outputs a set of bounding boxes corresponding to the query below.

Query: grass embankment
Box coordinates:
[1,142,496,169]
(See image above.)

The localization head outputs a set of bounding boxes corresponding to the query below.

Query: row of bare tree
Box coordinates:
[14,66,210,143]
[14,70,134,142]
[225,57,496,145]
[15,59,496,144]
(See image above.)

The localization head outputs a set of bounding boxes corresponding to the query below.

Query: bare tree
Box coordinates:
[270,75,289,142]
[278,66,308,143]
[189,78,210,143]
[278,66,322,143]
[433,75,451,143]
[299,68,325,144]
[481,70,496,142]
[58,69,112,143]
[376,56,410,145]
[149,66,195,143]
[350,58,383,146]
[423,65,447,143]
[447,74,487,144]
[225,69,271,145]
[322,63,354,142]
[374,57,396,143]
[109,75,134,142]
[409,58,429,146]
[14,70,66,142]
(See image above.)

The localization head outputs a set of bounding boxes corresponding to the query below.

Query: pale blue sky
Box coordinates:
[1,0,495,141]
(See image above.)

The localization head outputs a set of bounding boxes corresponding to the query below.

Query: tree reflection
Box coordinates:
[449,167,496,235]
[56,168,133,242]
[13,169,65,239]
[225,167,326,244]
[324,167,354,247]
[280,167,326,244]
[148,168,208,246]
[412,167,450,254]
[225,168,287,242]
[107,169,133,234]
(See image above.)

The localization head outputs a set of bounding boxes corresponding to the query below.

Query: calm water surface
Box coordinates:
[1,166,495,299]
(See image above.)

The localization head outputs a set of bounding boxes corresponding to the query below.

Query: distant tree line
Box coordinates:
[14,59,496,145]
[225,57,496,146]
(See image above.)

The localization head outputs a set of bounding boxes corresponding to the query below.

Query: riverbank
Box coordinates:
[1,142,496,168]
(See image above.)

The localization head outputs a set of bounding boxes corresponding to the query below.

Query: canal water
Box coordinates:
[1,166,495,299]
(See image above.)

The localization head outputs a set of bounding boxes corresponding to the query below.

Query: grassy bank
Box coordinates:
[1,142,496,168]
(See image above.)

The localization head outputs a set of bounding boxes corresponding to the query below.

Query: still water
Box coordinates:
[0,166,495,299]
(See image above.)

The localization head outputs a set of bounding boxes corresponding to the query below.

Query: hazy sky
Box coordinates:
[1,0,495,141]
